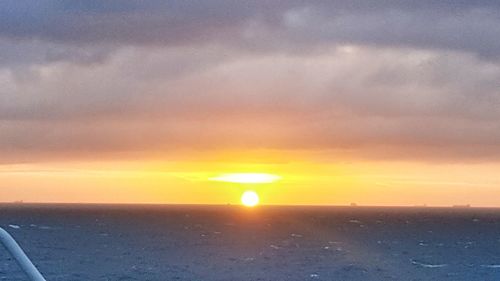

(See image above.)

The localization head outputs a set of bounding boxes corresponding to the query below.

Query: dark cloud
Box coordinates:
[1,1,500,57]
[1,1,500,164]
[0,39,112,66]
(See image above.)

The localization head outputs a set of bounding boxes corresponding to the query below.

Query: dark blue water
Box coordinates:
[1,204,500,280]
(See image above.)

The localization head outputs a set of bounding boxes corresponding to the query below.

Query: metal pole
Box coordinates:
[0,227,47,281]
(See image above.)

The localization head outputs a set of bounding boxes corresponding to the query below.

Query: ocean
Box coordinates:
[1,204,500,280]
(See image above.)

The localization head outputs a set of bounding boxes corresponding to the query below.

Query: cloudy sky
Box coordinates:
[1,1,500,206]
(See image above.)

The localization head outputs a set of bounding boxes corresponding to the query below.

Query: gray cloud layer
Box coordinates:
[2,1,500,57]
[1,1,500,163]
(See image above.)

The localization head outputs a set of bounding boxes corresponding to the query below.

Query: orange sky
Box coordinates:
[1,152,500,206]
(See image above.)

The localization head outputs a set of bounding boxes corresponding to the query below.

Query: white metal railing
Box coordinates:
[0,227,47,281]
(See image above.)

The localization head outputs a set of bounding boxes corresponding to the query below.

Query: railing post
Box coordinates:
[0,227,47,281]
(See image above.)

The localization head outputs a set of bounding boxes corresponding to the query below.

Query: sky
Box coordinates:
[1,1,500,206]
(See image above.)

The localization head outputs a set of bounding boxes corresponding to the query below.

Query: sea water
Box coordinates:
[1,204,500,280]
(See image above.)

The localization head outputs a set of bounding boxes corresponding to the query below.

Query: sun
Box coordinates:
[241,190,259,207]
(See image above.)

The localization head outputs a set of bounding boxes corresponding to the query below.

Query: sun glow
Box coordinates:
[209,173,281,184]
[241,190,259,207]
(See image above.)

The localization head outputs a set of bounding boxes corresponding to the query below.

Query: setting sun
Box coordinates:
[241,191,260,207]
[209,173,281,184]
